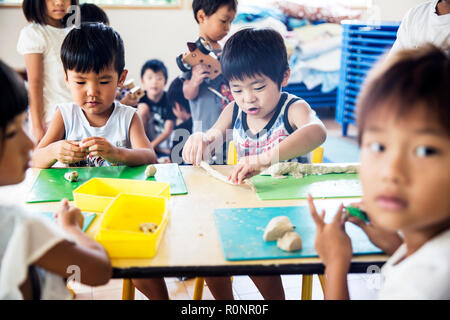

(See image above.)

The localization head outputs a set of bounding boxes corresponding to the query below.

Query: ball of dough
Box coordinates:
[139,222,158,233]
[145,164,157,178]
[263,216,294,241]
[64,171,79,182]
[277,231,302,252]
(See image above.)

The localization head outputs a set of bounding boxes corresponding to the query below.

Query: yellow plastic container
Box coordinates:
[73,178,170,212]
[95,193,169,258]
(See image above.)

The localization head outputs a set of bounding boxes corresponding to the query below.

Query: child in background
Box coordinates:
[168,77,193,164]
[0,60,112,300]
[32,23,156,168]
[182,0,236,142]
[137,60,176,160]
[183,27,327,299]
[390,0,450,54]
[308,44,450,300]
[80,2,109,25]
[17,0,78,143]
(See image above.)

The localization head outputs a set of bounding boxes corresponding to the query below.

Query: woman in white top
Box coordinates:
[0,60,111,300]
[390,0,450,53]
[17,0,78,143]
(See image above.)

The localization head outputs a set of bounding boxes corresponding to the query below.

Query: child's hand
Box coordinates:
[120,91,140,106]
[191,64,210,86]
[346,201,402,255]
[54,198,84,230]
[308,194,353,270]
[228,155,266,184]
[54,140,88,164]
[80,137,117,162]
[182,132,210,166]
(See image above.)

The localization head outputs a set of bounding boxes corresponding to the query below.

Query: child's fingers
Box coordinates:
[307,193,324,228]
[332,203,346,227]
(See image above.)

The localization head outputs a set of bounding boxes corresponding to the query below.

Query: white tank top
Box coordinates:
[58,101,136,166]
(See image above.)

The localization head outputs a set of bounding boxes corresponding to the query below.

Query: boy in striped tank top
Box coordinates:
[183,27,327,300]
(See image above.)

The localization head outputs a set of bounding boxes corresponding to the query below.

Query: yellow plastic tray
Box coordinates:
[73,178,170,212]
[95,193,169,258]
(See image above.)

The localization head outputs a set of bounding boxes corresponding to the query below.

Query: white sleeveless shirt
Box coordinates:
[58,101,136,167]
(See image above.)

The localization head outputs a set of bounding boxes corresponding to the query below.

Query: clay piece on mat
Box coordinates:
[145,164,157,178]
[260,162,360,179]
[277,231,303,252]
[263,216,295,241]
[139,222,158,233]
[64,171,79,182]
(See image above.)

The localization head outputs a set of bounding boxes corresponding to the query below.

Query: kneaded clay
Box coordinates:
[277,231,302,252]
[263,216,295,241]
[139,222,158,233]
[260,162,360,179]
[145,164,157,178]
[64,171,79,182]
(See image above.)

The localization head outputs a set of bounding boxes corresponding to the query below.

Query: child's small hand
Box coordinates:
[120,91,140,106]
[80,137,117,162]
[191,64,210,85]
[228,155,265,184]
[182,132,210,166]
[308,194,353,269]
[346,202,402,255]
[54,198,84,230]
[54,140,88,164]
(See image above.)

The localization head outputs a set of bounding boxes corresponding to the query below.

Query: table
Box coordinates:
[2,165,387,279]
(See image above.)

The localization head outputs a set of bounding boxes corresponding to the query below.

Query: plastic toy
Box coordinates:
[122,79,145,100]
[176,37,221,80]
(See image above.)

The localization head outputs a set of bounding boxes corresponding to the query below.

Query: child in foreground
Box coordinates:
[0,59,112,300]
[308,44,450,300]
[32,23,156,168]
[183,27,327,300]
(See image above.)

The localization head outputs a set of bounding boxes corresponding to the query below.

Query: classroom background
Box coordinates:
[0,0,431,300]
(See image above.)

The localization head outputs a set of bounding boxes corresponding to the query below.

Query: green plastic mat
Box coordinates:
[27,163,187,203]
[251,173,363,200]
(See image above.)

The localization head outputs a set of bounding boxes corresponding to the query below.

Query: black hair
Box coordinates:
[221,27,289,88]
[61,23,125,76]
[0,60,29,156]
[357,44,450,144]
[167,77,190,113]
[80,3,109,25]
[22,0,79,25]
[140,59,168,82]
[192,0,237,23]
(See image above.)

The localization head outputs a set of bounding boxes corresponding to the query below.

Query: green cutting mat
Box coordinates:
[251,173,363,200]
[26,163,187,203]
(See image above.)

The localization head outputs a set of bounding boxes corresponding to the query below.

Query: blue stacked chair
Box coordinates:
[284,82,337,110]
[336,21,400,136]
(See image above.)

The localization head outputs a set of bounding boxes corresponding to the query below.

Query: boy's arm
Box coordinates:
[150,119,175,149]
[119,113,157,165]
[182,102,234,165]
[182,65,210,100]
[32,109,87,168]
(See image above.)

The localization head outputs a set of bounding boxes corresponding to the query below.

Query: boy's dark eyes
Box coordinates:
[5,130,16,139]
[368,142,384,153]
[255,85,265,91]
[416,146,438,157]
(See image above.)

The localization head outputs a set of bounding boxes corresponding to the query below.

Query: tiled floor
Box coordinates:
[73,273,381,300]
[74,114,375,301]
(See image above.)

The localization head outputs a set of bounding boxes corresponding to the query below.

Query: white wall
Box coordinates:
[0,4,198,85]
[0,0,428,84]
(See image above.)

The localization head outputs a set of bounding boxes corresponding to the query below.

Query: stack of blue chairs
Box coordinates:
[284,82,337,109]
[336,21,400,136]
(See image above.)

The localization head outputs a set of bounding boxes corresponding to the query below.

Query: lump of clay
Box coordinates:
[263,216,295,241]
[277,231,302,252]
[64,171,79,182]
[145,164,157,178]
[139,222,158,233]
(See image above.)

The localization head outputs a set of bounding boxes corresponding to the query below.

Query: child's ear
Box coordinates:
[281,68,291,88]
[197,9,206,24]
[118,69,128,87]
